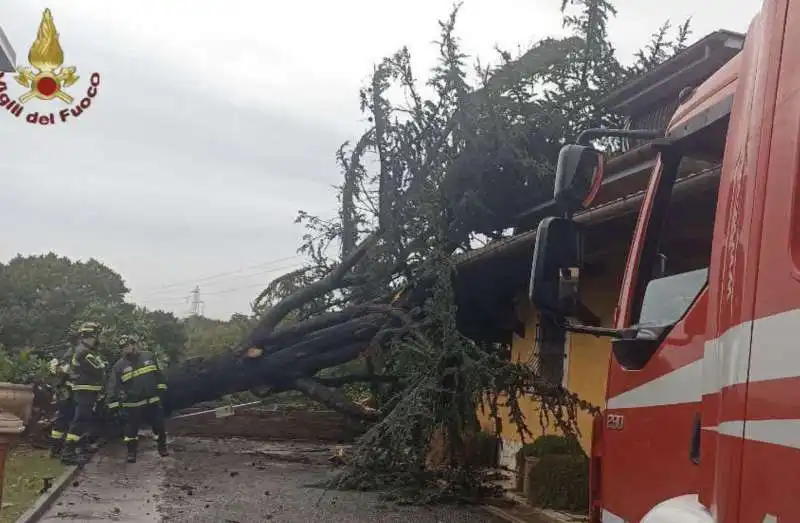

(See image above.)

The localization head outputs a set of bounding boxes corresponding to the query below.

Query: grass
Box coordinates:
[0,444,66,523]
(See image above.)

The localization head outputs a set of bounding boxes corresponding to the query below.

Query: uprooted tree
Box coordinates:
[162,0,692,497]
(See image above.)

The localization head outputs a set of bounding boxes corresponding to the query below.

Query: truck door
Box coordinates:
[700,1,791,521]
[735,0,798,520]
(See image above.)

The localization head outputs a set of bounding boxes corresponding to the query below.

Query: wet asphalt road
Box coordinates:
[41,437,504,523]
[41,439,164,522]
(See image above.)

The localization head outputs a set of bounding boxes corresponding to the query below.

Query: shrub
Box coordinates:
[521,434,584,458]
[0,347,48,384]
[525,454,589,512]
[516,435,588,511]
[466,430,499,468]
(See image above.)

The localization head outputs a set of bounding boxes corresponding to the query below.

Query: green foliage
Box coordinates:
[0,347,48,384]
[73,300,185,366]
[147,309,188,365]
[182,314,255,359]
[526,454,589,512]
[326,7,594,498]
[0,253,128,351]
[520,434,585,458]
[251,267,336,326]
[0,251,263,380]
[1,446,67,523]
[0,253,186,368]
[630,18,693,75]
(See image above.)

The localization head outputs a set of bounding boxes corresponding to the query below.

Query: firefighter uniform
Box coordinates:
[84,351,109,450]
[47,345,75,457]
[107,336,169,463]
[61,322,106,465]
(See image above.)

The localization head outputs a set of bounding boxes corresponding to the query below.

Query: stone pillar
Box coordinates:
[0,412,25,506]
[0,383,35,507]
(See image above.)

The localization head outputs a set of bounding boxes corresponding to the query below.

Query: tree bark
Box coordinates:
[162,310,399,413]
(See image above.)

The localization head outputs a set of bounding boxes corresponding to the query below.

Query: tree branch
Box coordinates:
[292,377,380,421]
[240,232,381,351]
[314,374,398,388]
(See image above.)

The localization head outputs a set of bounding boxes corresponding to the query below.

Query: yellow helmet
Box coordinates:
[76,322,101,337]
[118,334,140,348]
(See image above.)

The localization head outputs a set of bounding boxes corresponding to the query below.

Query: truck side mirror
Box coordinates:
[529,217,584,318]
[554,145,605,212]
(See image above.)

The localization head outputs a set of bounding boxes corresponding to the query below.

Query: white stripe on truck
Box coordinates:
[607,308,800,410]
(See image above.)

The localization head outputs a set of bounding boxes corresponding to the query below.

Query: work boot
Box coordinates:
[49,439,64,459]
[81,438,100,455]
[60,444,88,466]
[126,440,138,463]
[157,435,169,457]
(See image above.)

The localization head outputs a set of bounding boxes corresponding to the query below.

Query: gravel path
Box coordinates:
[41,436,504,523]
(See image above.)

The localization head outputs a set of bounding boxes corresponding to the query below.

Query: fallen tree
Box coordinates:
[157,2,691,501]
[164,305,393,418]
[162,8,581,425]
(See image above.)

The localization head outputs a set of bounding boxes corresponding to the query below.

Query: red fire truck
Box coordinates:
[529,0,800,521]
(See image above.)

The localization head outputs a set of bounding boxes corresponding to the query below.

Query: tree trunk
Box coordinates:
[162,313,390,413]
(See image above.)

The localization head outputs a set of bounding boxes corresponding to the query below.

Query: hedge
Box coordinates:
[520,434,584,458]
[517,435,588,512]
[525,453,589,511]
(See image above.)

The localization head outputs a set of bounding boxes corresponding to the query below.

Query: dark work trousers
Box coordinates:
[86,395,107,445]
[123,402,166,447]
[65,390,98,446]
[50,393,74,452]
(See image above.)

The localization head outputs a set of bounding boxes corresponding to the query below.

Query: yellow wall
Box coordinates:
[477,299,561,445]
[564,264,622,451]
[477,248,627,455]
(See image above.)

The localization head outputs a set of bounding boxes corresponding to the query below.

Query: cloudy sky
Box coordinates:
[0,0,760,319]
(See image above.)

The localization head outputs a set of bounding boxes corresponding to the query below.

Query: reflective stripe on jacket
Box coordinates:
[106,351,167,408]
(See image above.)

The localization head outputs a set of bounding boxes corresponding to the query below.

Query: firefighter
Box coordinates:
[47,342,75,458]
[106,335,169,463]
[61,322,106,465]
[84,347,110,452]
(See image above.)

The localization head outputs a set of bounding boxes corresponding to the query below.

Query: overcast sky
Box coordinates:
[0,0,760,319]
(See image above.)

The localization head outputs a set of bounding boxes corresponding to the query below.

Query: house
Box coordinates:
[453,30,744,468]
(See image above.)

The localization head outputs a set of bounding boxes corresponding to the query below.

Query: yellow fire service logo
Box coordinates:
[0,8,101,126]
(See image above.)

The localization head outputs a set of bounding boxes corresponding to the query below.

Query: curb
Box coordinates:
[482,504,532,523]
[481,504,581,523]
[14,463,80,523]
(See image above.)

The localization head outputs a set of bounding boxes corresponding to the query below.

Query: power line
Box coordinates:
[138,254,302,292]
[150,263,306,305]
[135,254,303,297]
[135,260,305,302]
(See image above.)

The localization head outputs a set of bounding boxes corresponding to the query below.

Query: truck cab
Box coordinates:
[529,0,800,521]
